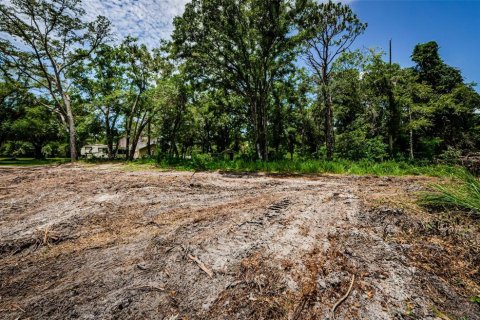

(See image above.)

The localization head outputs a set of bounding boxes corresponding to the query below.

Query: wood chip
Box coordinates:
[187,254,213,278]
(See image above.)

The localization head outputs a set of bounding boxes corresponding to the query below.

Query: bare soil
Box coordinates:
[0,164,478,319]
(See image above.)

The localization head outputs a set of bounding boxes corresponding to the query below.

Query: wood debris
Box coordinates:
[187,254,213,278]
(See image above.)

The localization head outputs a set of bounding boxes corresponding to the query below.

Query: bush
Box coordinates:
[336,130,388,161]
[437,146,462,165]
[191,153,213,170]
[418,137,443,160]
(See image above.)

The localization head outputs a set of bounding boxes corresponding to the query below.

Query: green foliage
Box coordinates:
[470,295,480,305]
[337,130,388,161]
[151,155,463,177]
[1,2,479,168]
[172,0,298,160]
[0,0,111,160]
[418,137,443,160]
[438,146,462,165]
[412,41,463,93]
[191,153,214,170]
[421,171,480,216]
[297,0,367,159]
[11,106,60,158]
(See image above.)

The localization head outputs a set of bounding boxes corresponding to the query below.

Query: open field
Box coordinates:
[0,164,479,319]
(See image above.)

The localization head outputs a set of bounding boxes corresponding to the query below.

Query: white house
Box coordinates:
[118,136,157,159]
[80,144,109,159]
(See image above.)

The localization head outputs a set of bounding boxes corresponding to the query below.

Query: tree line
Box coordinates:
[1,0,479,162]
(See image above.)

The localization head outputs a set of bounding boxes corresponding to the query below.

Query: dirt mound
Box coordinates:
[0,165,478,319]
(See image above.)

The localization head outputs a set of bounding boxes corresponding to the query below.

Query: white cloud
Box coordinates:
[83,0,189,47]
[3,0,357,48]
[85,0,357,48]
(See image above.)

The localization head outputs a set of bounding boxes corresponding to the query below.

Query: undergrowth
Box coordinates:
[142,157,466,177]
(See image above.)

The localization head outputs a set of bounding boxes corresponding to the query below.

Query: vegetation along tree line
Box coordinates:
[1,0,479,165]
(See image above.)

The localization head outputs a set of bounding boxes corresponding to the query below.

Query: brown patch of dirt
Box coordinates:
[0,164,478,319]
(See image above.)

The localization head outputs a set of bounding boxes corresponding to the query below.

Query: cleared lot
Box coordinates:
[0,164,478,319]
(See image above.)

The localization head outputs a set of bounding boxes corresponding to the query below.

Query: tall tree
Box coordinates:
[412,41,462,94]
[121,38,167,160]
[393,68,433,160]
[412,41,480,152]
[0,0,110,160]
[73,44,125,159]
[297,0,366,159]
[172,0,298,160]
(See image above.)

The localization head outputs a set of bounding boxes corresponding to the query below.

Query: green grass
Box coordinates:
[421,170,480,216]
[0,155,466,178]
[143,157,466,177]
[0,157,70,166]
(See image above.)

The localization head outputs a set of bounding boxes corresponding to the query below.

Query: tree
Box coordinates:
[152,72,189,158]
[73,44,125,159]
[0,0,110,160]
[120,38,167,160]
[172,0,298,160]
[297,0,366,159]
[393,68,433,160]
[12,105,60,158]
[0,76,28,151]
[412,41,462,94]
[412,41,480,153]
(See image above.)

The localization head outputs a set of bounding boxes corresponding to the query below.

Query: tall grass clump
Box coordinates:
[421,171,480,216]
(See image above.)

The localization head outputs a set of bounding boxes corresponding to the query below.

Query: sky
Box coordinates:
[348,0,480,88]
[82,0,480,90]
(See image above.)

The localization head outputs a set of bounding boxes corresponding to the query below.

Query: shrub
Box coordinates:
[336,130,388,161]
[191,153,213,170]
[437,146,462,165]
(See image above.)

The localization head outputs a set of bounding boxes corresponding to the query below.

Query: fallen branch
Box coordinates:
[331,274,355,320]
[189,170,198,186]
[237,220,263,227]
[188,254,213,278]
[12,303,26,313]
[0,186,15,190]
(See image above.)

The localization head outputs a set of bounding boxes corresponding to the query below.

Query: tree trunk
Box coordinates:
[105,117,115,160]
[253,97,268,161]
[147,120,151,157]
[387,88,398,157]
[129,120,150,160]
[272,91,282,157]
[409,107,414,160]
[63,94,78,161]
[33,143,44,159]
[322,84,334,160]
[125,133,130,161]
[129,138,138,160]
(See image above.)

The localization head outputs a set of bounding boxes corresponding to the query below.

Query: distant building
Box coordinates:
[118,136,157,159]
[81,137,156,159]
[80,144,109,159]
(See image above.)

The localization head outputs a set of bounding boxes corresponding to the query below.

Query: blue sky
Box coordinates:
[81,0,479,89]
[348,0,480,89]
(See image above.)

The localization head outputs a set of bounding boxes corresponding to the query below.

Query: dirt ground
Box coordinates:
[0,164,479,320]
